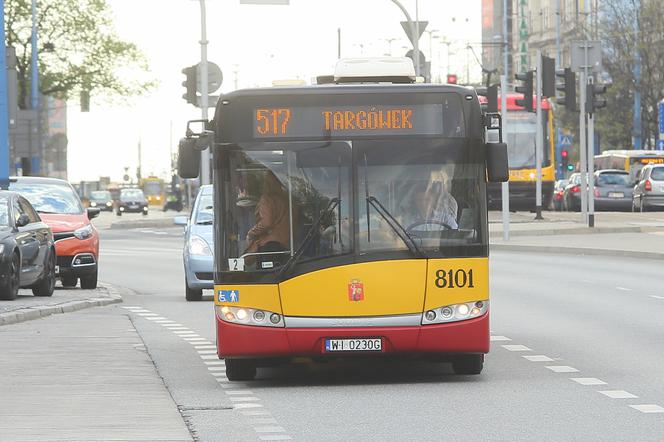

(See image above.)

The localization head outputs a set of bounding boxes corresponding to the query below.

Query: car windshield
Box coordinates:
[121,189,145,201]
[0,197,9,226]
[143,181,162,196]
[195,193,213,224]
[9,182,84,214]
[650,167,664,181]
[597,173,629,186]
[90,191,111,201]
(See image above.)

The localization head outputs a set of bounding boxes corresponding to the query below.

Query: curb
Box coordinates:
[109,218,176,230]
[491,243,664,260]
[0,284,123,327]
[489,225,664,238]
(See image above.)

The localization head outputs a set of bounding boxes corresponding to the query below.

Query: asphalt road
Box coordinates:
[99,227,664,441]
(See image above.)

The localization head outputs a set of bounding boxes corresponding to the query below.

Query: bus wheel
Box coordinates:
[225,359,257,381]
[452,354,484,375]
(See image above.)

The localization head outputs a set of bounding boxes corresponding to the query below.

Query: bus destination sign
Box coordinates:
[253,104,444,139]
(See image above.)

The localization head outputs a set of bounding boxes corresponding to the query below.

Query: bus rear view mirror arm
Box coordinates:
[486,142,509,182]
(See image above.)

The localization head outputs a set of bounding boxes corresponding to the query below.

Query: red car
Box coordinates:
[9,177,100,289]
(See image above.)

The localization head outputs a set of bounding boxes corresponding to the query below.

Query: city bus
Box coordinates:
[177,58,508,381]
[140,176,165,206]
[484,94,555,210]
[594,150,664,183]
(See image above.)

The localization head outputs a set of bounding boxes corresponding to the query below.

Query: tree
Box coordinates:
[599,0,664,149]
[5,0,154,109]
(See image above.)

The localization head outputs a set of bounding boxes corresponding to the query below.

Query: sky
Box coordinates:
[66,0,481,183]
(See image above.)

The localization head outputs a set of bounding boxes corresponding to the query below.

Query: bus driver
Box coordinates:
[400,181,458,232]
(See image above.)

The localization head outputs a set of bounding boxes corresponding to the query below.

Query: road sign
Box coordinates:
[571,41,603,73]
[657,139,664,151]
[197,62,223,94]
[559,134,573,148]
[400,21,428,45]
[658,100,664,135]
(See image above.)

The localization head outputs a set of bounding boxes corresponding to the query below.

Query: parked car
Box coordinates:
[633,164,664,212]
[88,190,114,211]
[593,170,633,211]
[0,191,56,300]
[552,179,569,211]
[9,177,100,289]
[563,173,584,211]
[175,185,213,301]
[116,188,148,216]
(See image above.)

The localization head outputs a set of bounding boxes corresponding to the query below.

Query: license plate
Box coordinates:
[608,192,624,198]
[324,338,382,352]
[129,205,138,209]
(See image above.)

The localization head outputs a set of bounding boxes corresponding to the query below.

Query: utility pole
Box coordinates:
[390,0,420,76]
[501,0,510,241]
[535,50,543,220]
[198,0,210,185]
[337,28,341,59]
[31,0,42,175]
[0,0,7,188]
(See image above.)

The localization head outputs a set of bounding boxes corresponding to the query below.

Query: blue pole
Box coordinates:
[31,0,38,111]
[0,0,10,188]
[633,0,642,150]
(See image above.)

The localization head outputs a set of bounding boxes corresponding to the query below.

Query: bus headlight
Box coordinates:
[216,305,284,328]
[421,300,488,325]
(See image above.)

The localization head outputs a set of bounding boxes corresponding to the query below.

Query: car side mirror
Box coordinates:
[173,215,189,226]
[178,137,201,179]
[87,207,101,220]
[16,214,30,228]
[486,142,509,182]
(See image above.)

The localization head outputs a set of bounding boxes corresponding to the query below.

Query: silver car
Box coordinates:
[176,185,213,301]
[633,164,664,212]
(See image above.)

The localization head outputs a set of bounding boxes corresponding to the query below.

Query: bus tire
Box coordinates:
[225,358,257,381]
[452,354,484,375]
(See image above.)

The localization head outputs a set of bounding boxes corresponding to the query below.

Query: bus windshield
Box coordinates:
[503,111,550,168]
[222,139,487,278]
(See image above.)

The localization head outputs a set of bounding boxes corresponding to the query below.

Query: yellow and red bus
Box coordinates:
[178,58,508,381]
[484,93,555,210]
[594,150,664,183]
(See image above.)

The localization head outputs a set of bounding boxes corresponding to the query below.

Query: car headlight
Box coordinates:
[421,300,488,325]
[74,224,94,240]
[188,235,212,256]
[90,202,97,207]
[106,201,112,207]
[215,305,284,328]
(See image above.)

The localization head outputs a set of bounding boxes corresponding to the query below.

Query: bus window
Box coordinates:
[504,111,550,168]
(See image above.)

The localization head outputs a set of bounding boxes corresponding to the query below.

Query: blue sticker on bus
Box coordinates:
[218,290,240,303]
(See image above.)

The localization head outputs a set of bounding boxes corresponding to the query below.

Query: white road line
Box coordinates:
[570,377,607,386]
[546,366,579,373]
[200,355,220,360]
[229,396,261,402]
[147,317,167,320]
[490,336,511,342]
[154,320,174,324]
[259,436,292,441]
[241,410,271,416]
[226,390,254,395]
[254,426,286,433]
[121,306,144,310]
[234,403,263,409]
[172,330,193,334]
[163,324,184,328]
[195,346,217,350]
[210,372,226,377]
[649,295,664,300]
[204,361,225,365]
[629,404,664,413]
[599,390,638,399]
[207,366,225,371]
[197,350,217,354]
[522,355,554,362]
[502,344,532,352]
[183,337,207,341]
[137,313,158,317]
[168,327,192,331]
[616,286,632,291]
[179,334,201,338]
[251,418,279,425]
[188,340,212,345]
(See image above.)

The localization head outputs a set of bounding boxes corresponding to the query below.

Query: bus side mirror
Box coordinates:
[486,142,509,182]
[186,119,213,151]
[178,137,200,179]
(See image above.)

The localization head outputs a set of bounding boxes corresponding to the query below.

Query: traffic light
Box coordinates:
[476,85,499,113]
[541,56,555,98]
[586,83,607,114]
[182,65,198,105]
[446,74,458,84]
[561,148,569,172]
[556,68,576,111]
[515,70,534,111]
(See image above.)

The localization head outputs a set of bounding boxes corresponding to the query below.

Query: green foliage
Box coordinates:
[5,0,154,109]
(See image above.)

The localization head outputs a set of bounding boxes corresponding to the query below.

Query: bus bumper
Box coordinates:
[216,314,489,358]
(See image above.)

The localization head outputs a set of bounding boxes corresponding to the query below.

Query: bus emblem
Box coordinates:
[348,280,364,302]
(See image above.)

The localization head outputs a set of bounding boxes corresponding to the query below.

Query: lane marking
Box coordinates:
[197,350,217,355]
[195,345,217,350]
[241,410,271,416]
[254,426,286,433]
[649,295,664,300]
[229,396,261,402]
[178,334,201,338]
[251,418,279,425]
[200,355,220,360]
[163,323,184,327]
[502,344,532,352]
[210,372,226,377]
[146,317,167,320]
[173,330,194,335]
[490,336,511,342]
[207,366,225,371]
[615,286,632,291]
[522,355,554,362]
[204,361,225,365]
[259,436,292,441]
[570,377,607,386]
[154,320,174,324]
[599,390,638,399]
[188,340,213,345]
[226,390,254,395]
[183,337,208,341]
[546,366,579,373]
[629,404,664,413]
[137,313,158,317]
[121,306,144,310]
[234,403,263,409]
[168,327,192,331]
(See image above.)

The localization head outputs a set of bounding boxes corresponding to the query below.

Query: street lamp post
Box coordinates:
[390,0,420,76]
[0,0,9,187]
[197,0,210,185]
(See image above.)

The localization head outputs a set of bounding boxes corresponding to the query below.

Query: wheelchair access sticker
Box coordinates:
[218,290,240,303]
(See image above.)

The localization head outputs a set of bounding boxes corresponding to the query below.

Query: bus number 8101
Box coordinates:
[435,269,475,289]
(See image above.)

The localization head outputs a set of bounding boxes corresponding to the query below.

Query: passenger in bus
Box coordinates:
[244,171,292,266]
[401,181,458,231]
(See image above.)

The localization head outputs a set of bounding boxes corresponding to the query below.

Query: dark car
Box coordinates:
[593,170,633,211]
[89,190,113,211]
[0,191,56,300]
[116,188,148,216]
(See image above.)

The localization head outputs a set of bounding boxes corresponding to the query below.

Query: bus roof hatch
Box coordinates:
[334,57,416,84]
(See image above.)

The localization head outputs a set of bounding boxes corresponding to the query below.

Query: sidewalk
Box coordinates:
[92,209,180,230]
[489,210,664,259]
[0,306,192,441]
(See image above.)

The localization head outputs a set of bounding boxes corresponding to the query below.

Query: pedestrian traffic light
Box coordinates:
[182,65,198,105]
[586,83,607,114]
[567,163,574,171]
[515,70,534,111]
[446,74,458,84]
[541,55,555,98]
[556,68,576,111]
[561,148,569,171]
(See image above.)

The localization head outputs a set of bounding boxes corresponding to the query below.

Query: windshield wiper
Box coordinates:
[36,210,58,214]
[279,197,340,279]
[366,195,426,259]
[196,220,213,225]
